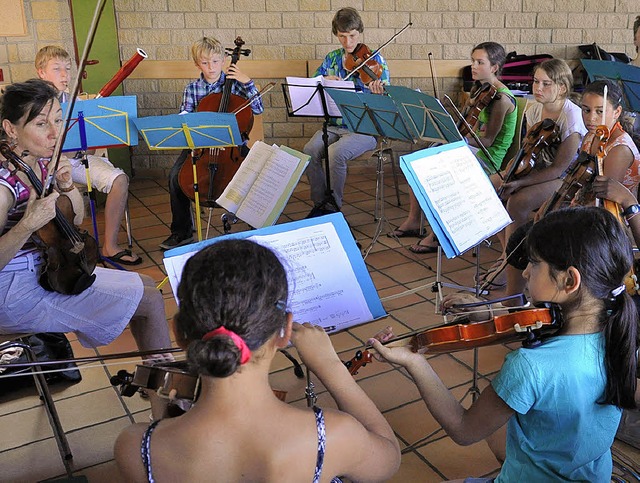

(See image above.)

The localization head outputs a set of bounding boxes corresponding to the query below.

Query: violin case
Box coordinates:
[572,43,632,92]
[462,51,553,92]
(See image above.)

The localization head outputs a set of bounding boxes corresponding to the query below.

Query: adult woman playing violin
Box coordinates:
[391,42,517,253]
[160,37,263,250]
[373,206,639,482]
[480,59,586,288]
[0,80,172,365]
[115,239,400,482]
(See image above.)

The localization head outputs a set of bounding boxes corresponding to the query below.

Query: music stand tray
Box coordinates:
[133,112,242,242]
[61,95,139,151]
[581,59,640,113]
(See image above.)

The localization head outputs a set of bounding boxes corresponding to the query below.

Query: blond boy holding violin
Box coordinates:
[303,7,390,216]
[160,36,263,250]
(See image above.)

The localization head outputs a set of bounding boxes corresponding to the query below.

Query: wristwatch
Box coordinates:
[621,204,640,220]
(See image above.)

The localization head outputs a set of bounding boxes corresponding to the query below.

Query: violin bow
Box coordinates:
[442,94,502,179]
[342,21,412,82]
[232,82,277,116]
[44,0,107,194]
[428,52,440,99]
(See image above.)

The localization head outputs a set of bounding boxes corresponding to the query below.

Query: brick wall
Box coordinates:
[0,0,638,174]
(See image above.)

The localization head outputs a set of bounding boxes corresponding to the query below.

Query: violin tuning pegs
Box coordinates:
[109,369,133,386]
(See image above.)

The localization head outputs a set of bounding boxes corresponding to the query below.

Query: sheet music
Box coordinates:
[402,142,511,257]
[163,220,375,332]
[216,141,309,228]
[286,75,355,117]
[235,144,305,228]
[252,223,373,330]
[216,141,275,214]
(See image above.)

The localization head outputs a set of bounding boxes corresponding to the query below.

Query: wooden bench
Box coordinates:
[128,59,468,80]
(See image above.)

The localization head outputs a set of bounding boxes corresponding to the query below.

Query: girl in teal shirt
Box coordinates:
[373,206,638,482]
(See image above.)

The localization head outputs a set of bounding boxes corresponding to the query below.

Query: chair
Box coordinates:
[501,96,529,170]
[0,334,73,475]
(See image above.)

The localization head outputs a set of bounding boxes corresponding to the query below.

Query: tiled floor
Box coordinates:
[0,162,638,482]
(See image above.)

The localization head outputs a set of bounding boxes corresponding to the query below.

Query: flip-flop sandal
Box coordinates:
[387,228,423,238]
[408,243,438,254]
[106,249,143,266]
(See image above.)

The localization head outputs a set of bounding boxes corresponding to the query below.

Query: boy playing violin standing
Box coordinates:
[303,7,389,216]
[159,36,263,250]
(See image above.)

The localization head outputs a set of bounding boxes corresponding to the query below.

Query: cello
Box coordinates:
[177,37,254,208]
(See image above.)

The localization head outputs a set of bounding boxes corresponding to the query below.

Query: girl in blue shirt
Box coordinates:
[372,206,638,482]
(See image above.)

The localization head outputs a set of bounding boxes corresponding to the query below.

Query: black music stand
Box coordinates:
[282,80,356,215]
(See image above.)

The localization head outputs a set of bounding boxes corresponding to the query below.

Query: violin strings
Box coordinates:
[0,354,188,379]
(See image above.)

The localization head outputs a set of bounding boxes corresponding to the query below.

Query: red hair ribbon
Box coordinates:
[202,326,251,365]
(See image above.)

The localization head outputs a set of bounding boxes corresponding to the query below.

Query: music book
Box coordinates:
[401,140,512,258]
[215,141,310,228]
[285,75,355,117]
[163,213,386,333]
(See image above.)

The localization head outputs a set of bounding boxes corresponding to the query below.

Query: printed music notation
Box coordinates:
[163,217,381,333]
[252,223,371,330]
[216,141,310,228]
[402,141,512,257]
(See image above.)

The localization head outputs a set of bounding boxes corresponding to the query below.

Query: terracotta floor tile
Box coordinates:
[75,460,123,483]
[418,436,501,480]
[1,164,599,482]
[357,370,422,412]
[0,437,66,482]
[388,451,444,482]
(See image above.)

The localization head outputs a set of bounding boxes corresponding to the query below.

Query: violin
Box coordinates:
[498,118,561,199]
[342,22,411,85]
[502,150,598,273]
[111,361,199,400]
[0,142,98,295]
[457,82,499,137]
[593,125,639,295]
[111,361,287,405]
[178,37,254,207]
[343,304,563,376]
[343,44,384,85]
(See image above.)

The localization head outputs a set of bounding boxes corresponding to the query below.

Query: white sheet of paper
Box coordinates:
[410,145,511,254]
[235,145,302,228]
[216,141,275,214]
[286,75,354,117]
[163,222,373,332]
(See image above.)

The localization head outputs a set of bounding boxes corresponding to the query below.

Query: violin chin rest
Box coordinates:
[71,273,96,295]
[40,272,96,295]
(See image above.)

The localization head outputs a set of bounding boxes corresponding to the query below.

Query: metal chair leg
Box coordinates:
[1,339,73,475]
[384,148,402,206]
[124,202,133,249]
